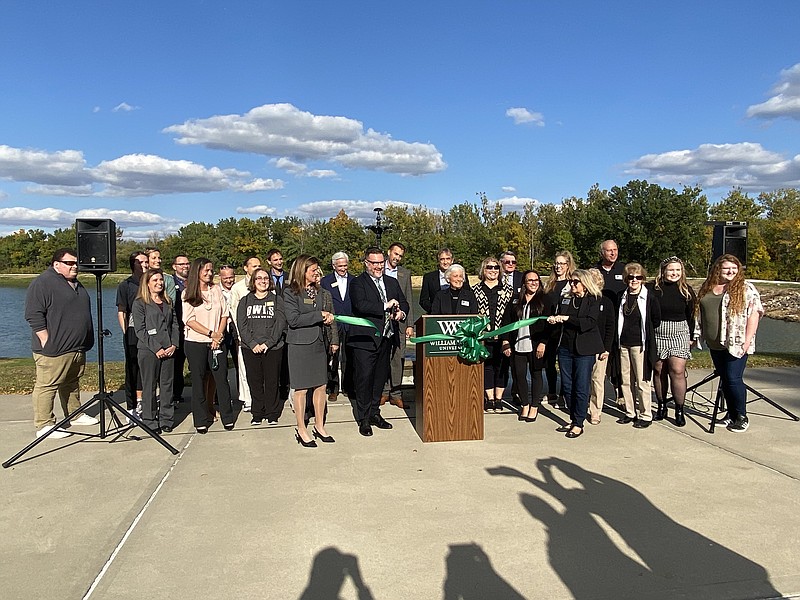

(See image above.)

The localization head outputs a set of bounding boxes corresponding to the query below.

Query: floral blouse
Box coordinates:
[700,281,764,358]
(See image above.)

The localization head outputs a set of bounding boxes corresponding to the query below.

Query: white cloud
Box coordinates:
[506,107,545,126]
[501,186,516,193]
[296,199,420,221]
[746,63,800,120]
[164,103,447,176]
[236,205,277,216]
[92,106,101,113]
[273,156,307,174]
[0,145,282,197]
[306,169,337,179]
[492,195,540,214]
[0,206,176,229]
[627,142,800,190]
[112,102,140,112]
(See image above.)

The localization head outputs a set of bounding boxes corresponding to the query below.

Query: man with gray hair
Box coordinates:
[596,239,626,305]
[499,250,523,295]
[321,251,355,400]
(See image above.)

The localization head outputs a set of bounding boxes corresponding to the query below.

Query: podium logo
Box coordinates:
[438,320,462,336]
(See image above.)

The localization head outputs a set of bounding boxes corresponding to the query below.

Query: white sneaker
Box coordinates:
[72,414,99,426]
[135,400,143,416]
[35,425,72,440]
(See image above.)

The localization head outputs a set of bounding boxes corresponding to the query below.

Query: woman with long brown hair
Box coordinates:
[284,255,339,447]
[543,250,577,410]
[696,254,763,432]
[133,268,179,433]
[182,257,235,433]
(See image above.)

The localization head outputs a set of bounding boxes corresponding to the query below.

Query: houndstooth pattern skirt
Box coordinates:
[654,319,692,360]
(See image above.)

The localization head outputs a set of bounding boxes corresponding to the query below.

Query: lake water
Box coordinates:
[3,285,800,360]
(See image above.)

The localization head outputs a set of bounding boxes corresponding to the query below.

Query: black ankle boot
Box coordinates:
[653,400,666,421]
[675,404,686,427]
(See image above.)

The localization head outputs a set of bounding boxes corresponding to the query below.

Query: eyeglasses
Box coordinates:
[174,262,190,267]
[254,276,269,282]
[525,278,540,284]
[568,279,581,286]
[365,259,383,266]
[554,262,568,267]
[502,260,516,265]
[485,265,500,270]
[627,275,645,281]
[59,260,78,266]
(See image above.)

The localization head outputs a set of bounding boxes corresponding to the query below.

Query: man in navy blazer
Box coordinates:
[349,247,410,436]
[320,251,355,401]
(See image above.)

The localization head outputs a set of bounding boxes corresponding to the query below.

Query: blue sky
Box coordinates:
[1,1,799,240]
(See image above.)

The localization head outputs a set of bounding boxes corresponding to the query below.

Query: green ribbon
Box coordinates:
[333,315,383,336]
[410,315,548,363]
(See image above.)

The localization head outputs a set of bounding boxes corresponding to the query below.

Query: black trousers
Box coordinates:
[185,340,234,428]
[241,346,283,421]
[510,352,543,407]
[351,338,392,422]
[137,348,175,429]
[172,339,185,403]
[123,339,142,410]
[327,326,353,396]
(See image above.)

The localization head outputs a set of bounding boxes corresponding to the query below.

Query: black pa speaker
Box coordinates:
[76,219,117,273]
[711,221,747,267]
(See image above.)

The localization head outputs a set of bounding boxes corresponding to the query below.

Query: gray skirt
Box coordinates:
[654,320,692,360]
[288,338,328,390]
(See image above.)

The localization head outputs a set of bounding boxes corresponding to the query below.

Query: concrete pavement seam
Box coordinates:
[81,432,196,600]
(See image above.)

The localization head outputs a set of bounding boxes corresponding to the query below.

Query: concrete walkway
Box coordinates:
[2,368,799,599]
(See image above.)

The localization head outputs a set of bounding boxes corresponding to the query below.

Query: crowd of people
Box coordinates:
[24,239,764,445]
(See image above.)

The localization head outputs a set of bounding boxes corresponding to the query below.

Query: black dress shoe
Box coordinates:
[370,415,393,430]
[566,427,584,439]
[633,419,652,429]
[161,425,173,433]
[312,428,335,443]
[617,416,635,424]
[359,421,373,436]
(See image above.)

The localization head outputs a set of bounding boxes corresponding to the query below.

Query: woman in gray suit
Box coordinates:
[133,268,180,433]
[284,255,339,447]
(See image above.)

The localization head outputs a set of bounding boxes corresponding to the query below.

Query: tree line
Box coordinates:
[2,181,798,280]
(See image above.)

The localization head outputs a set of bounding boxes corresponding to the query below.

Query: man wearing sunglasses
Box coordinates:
[499,251,523,295]
[25,248,97,439]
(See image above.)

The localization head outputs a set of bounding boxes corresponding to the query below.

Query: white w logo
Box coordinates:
[438,320,462,335]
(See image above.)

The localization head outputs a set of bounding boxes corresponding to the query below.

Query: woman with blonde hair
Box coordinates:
[133,268,179,433]
[651,256,696,426]
[616,263,661,428]
[587,268,616,425]
[543,250,577,409]
[546,269,604,438]
[284,255,339,446]
[473,256,514,412]
[696,254,763,432]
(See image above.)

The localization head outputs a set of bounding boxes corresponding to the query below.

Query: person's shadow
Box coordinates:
[442,542,525,599]
[488,460,780,599]
[299,546,374,600]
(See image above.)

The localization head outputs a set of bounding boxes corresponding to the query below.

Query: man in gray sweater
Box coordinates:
[24,248,97,439]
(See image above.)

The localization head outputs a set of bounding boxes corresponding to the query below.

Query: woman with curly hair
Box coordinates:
[651,256,696,426]
[696,254,763,433]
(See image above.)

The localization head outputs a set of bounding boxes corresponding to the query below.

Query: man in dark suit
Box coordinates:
[500,250,524,295]
[419,247,453,314]
[320,251,355,401]
[382,242,415,408]
[349,247,410,436]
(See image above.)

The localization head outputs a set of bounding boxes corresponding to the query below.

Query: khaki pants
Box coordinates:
[589,354,609,422]
[31,351,86,429]
[620,346,651,421]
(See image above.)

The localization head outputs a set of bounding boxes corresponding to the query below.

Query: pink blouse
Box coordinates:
[182,285,228,343]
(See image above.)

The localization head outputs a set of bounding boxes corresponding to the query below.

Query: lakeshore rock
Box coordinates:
[760,289,800,322]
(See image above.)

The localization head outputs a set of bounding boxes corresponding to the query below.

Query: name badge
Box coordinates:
[147,328,157,335]
[460,300,470,306]
[615,274,623,280]
[303,298,314,304]
[331,282,339,287]
[266,301,274,307]
[561,298,570,305]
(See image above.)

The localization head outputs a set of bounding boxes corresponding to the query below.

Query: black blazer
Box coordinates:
[349,273,410,350]
[430,285,478,315]
[556,294,605,356]
[420,269,446,314]
[502,270,524,296]
[132,298,180,355]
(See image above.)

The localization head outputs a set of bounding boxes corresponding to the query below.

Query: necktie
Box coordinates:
[375,278,392,337]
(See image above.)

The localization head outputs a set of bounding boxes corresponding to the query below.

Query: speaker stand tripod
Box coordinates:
[3,273,178,468]
[683,369,799,434]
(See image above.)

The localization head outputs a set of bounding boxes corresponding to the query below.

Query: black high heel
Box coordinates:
[312,428,335,443]
[295,429,317,448]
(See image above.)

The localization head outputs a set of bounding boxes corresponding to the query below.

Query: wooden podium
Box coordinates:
[415,315,484,442]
